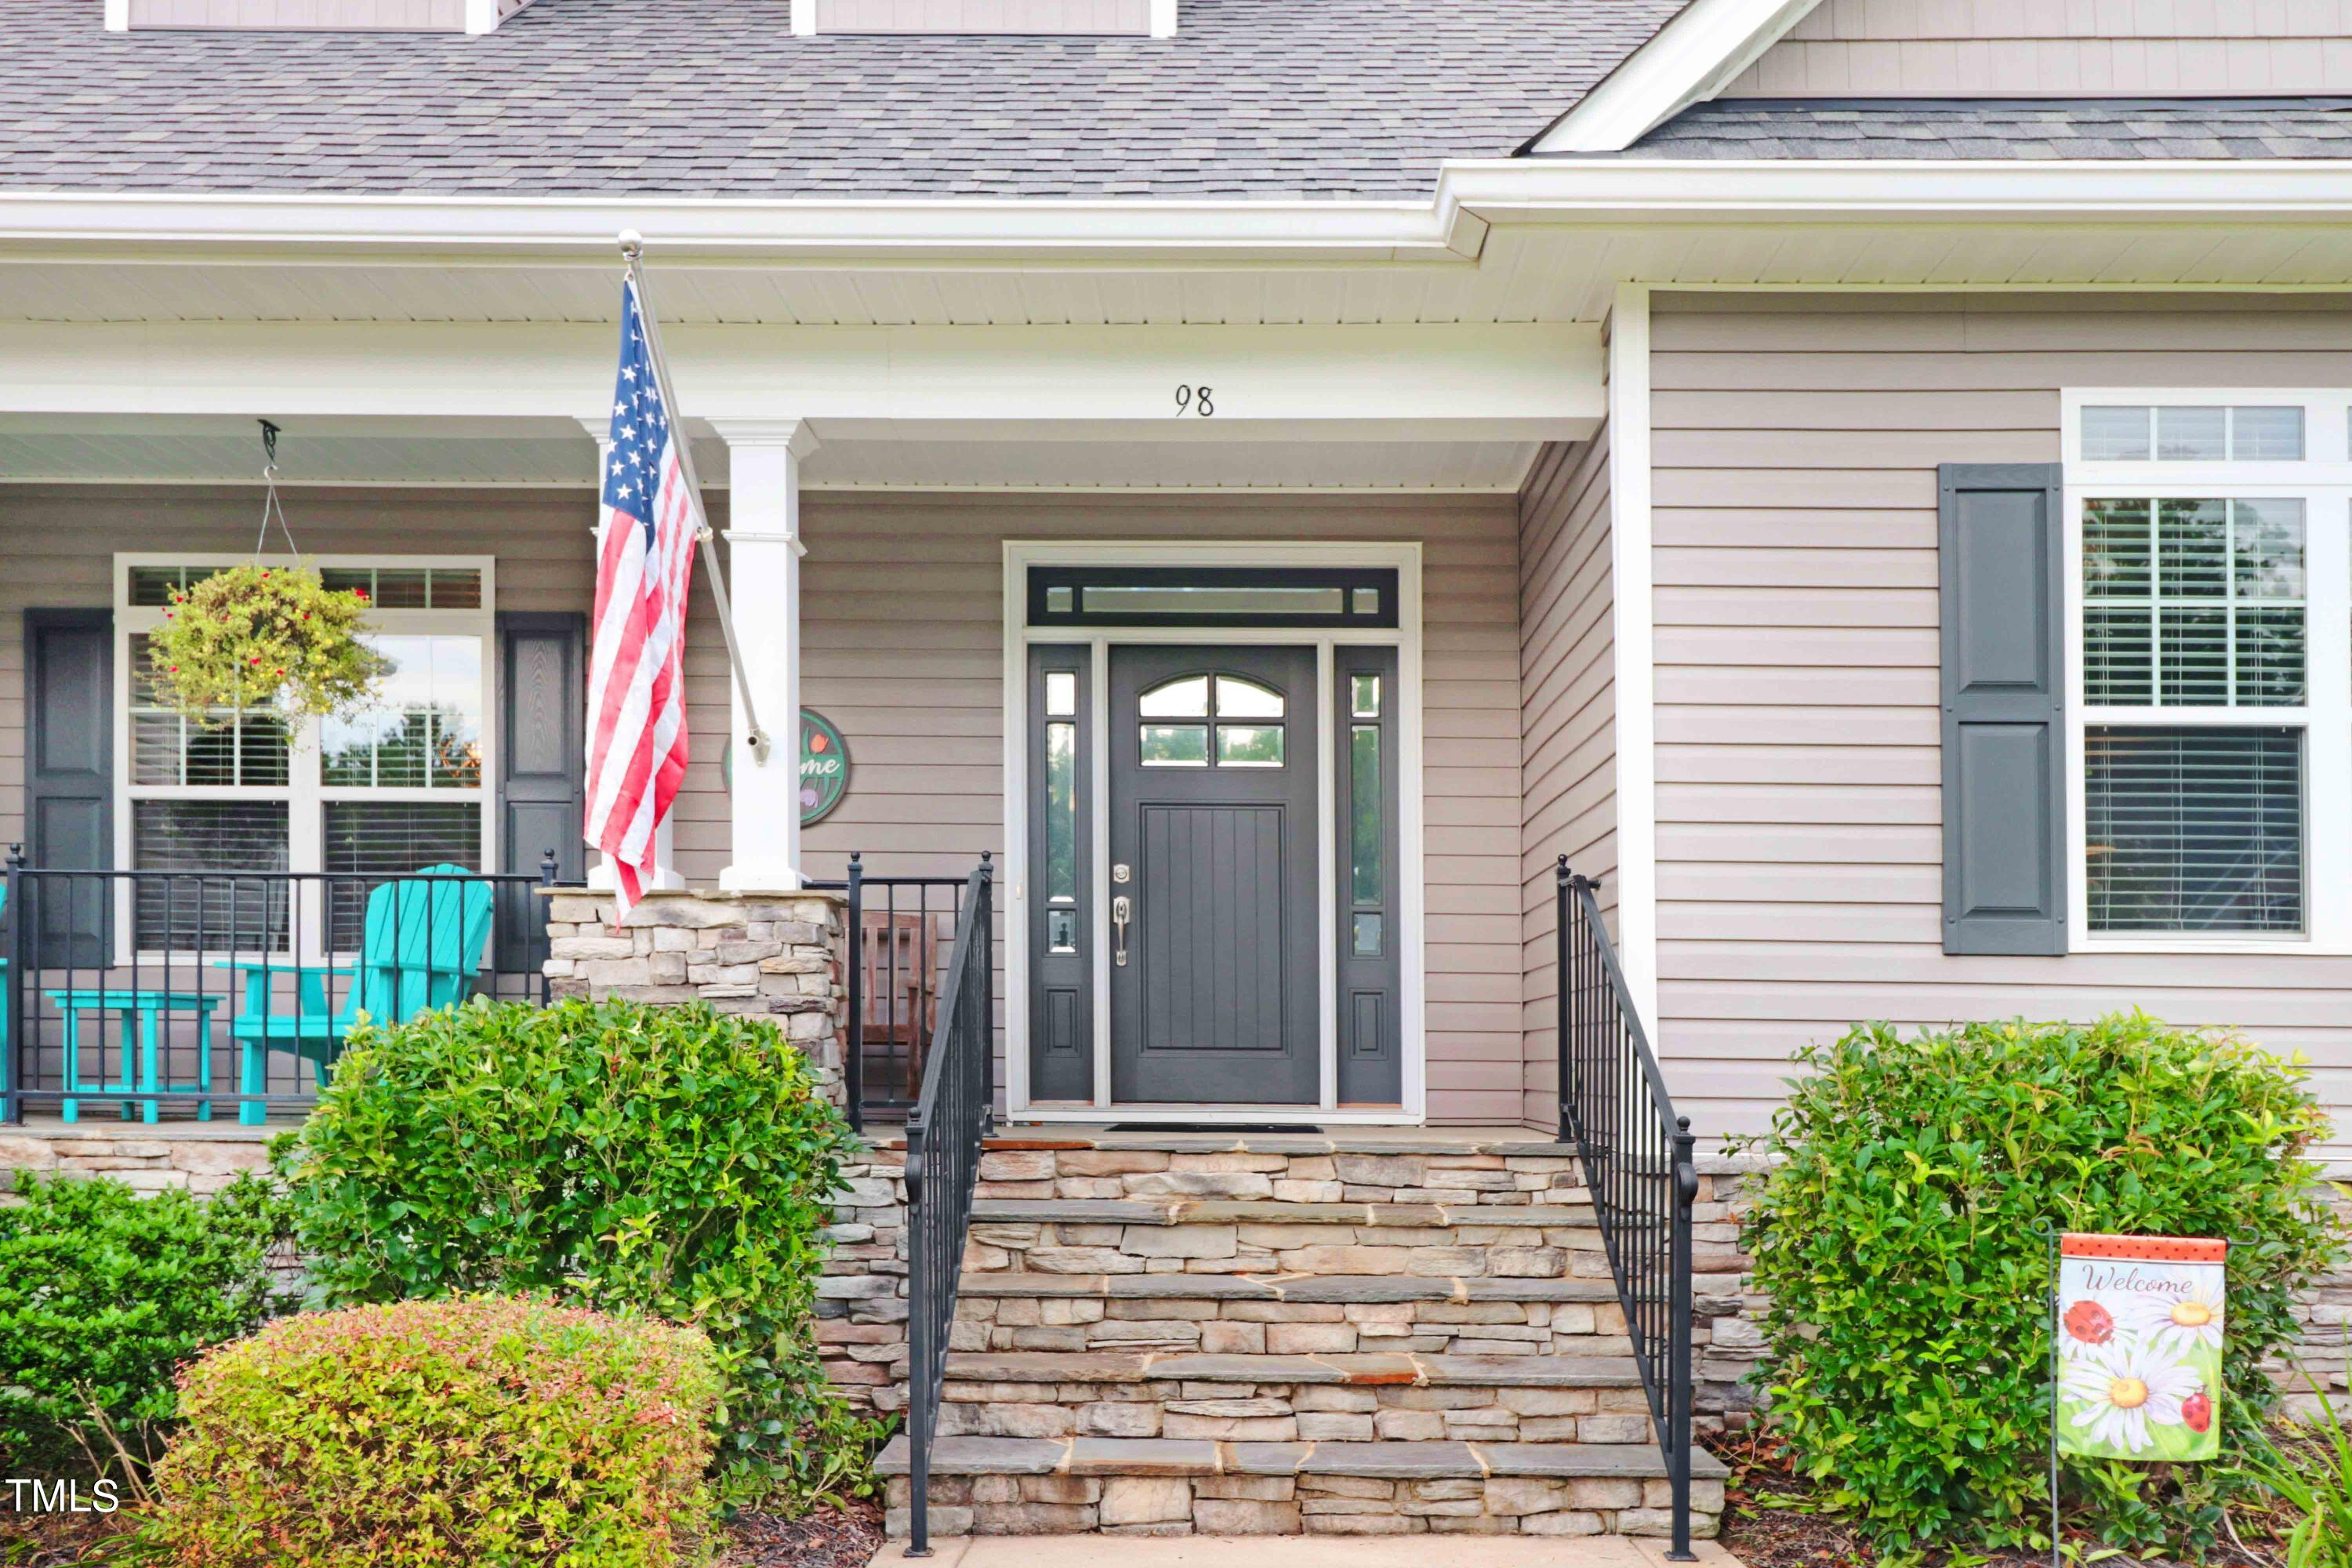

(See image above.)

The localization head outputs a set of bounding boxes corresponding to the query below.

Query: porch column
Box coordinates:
[575,416,682,891]
[710,419,818,891]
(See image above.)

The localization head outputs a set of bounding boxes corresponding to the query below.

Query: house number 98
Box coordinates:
[1174,385,1214,416]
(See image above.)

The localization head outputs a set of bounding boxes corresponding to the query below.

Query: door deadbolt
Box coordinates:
[1112,863,1131,884]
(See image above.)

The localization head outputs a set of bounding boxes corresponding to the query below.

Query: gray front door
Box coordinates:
[1109,644,1319,1104]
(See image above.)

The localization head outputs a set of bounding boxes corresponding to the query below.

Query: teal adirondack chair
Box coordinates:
[220,865,495,1125]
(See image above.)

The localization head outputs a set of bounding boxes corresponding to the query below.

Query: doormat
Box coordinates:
[1105,1123,1323,1134]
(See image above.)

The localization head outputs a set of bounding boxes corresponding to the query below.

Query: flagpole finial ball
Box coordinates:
[618,229,644,257]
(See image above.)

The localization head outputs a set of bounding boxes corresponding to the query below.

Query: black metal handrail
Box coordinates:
[1556,856,1697,1561]
[806,855,977,1134]
[1,855,555,1126]
[899,852,993,1558]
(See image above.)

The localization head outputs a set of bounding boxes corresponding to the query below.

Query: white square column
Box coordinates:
[711,419,818,891]
[577,416,682,892]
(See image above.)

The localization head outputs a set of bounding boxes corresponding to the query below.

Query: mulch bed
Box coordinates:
[0,1508,147,1566]
[720,1497,886,1568]
[1707,1430,2296,1568]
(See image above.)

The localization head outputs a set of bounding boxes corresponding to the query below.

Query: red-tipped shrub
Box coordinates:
[156,1296,721,1567]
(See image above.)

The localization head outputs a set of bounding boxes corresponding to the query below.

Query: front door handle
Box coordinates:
[1112,895,1132,967]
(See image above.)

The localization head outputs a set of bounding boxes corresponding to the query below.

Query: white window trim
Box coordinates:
[999,540,1426,1125]
[111,552,499,963]
[2060,391,2352,955]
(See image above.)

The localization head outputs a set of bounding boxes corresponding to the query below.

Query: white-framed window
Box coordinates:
[2063,392,2352,953]
[114,554,497,955]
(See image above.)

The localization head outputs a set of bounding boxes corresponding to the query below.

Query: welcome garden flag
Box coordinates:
[2056,1234,2225,1461]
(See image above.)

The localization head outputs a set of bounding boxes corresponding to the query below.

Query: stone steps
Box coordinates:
[965,1198,1606,1281]
[841,1131,1745,1544]
[931,1349,1654,1445]
[951,1271,1637,1358]
[956,1272,1622,1303]
[876,1434,1727,1539]
[972,1198,1599,1228]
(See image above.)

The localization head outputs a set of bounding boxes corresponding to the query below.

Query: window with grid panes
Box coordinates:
[2067,396,2352,946]
[118,559,493,953]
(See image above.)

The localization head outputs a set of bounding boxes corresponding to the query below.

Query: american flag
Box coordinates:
[584,278,699,918]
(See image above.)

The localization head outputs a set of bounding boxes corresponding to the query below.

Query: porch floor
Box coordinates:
[904,1123,1579,1156]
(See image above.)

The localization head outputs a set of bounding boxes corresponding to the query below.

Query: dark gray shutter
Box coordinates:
[496,612,585,968]
[24,609,113,966]
[1939,463,2067,956]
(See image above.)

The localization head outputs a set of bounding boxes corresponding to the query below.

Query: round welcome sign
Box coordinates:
[800,709,850,826]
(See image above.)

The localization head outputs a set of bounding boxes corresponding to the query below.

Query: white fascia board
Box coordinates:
[1526,0,1823,155]
[1439,157,2352,219]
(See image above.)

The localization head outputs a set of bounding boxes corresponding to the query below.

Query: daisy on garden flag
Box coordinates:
[2056,1234,2226,1461]
[583,278,700,919]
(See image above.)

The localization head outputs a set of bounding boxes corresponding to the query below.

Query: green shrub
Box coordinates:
[0,1171,289,1480]
[1741,1013,2344,1558]
[156,1295,720,1567]
[279,997,874,1506]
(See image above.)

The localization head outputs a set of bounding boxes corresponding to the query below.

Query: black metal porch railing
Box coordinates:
[807,854,978,1134]
[1556,856,1698,1562]
[0,855,554,1127]
[898,853,992,1559]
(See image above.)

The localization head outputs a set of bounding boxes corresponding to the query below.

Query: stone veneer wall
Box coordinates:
[0,1128,274,1196]
[539,887,850,1107]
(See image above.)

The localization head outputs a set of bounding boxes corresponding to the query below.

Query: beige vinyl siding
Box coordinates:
[1726,0,2352,94]
[790,492,1526,1126]
[0,485,1523,1126]
[1649,292,2352,1148]
[0,485,595,852]
[126,0,470,27]
[1516,435,1616,1131]
[814,0,1151,31]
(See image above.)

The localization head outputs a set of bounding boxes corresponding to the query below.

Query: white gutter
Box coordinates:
[0,190,1470,261]
[5,160,2352,267]
[1442,158,2352,219]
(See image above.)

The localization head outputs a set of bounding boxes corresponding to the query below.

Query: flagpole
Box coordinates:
[618,230,775,764]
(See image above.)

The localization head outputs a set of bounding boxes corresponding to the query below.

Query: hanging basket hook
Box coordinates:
[253,419,299,560]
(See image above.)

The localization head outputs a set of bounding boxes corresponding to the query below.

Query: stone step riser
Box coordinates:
[964,1221,1624,1279]
[883,1471,1723,1541]
[952,1298,1635,1358]
[934,1381,1657,1444]
[972,1147,1737,1221]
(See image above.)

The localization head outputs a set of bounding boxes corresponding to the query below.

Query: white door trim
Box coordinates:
[1000,539,1426,1123]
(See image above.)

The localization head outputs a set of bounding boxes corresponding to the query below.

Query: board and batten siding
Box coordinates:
[1724,0,2352,95]
[1516,434,1616,1131]
[0,485,1525,1126]
[1648,292,2352,1147]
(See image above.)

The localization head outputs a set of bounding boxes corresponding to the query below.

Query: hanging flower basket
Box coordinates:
[147,563,390,724]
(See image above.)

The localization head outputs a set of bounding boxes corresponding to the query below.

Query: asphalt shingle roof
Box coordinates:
[0,0,1684,199]
[1604,97,2352,160]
